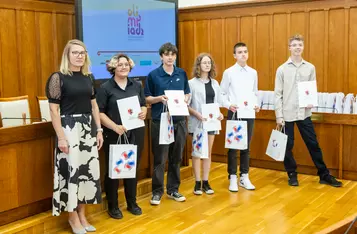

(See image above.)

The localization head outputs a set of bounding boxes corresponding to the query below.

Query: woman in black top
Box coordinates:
[46,39,103,234]
[97,54,147,219]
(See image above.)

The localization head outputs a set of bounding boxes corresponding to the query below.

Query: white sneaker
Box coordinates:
[229,175,239,192]
[239,173,255,190]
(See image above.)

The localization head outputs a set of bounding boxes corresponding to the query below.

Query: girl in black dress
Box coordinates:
[46,39,103,234]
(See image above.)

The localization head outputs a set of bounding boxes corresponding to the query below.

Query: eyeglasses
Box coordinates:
[118,63,130,68]
[71,51,87,57]
[201,62,211,65]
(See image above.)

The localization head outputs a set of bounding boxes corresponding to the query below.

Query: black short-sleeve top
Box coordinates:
[96,77,146,128]
[45,71,96,115]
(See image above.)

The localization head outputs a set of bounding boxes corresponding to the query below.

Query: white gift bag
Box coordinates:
[265,127,288,161]
[109,133,138,179]
[159,105,175,145]
[224,113,248,150]
[192,127,209,159]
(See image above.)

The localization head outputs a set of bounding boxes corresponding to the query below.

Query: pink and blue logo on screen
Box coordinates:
[127,4,144,36]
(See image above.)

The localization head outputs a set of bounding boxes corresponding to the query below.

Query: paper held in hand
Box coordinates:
[298,80,318,108]
[117,96,145,130]
[201,103,221,131]
[164,90,189,116]
[235,91,257,119]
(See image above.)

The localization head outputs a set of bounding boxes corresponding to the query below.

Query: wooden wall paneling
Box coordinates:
[343,8,349,94]
[348,8,357,94]
[0,9,20,97]
[342,126,357,174]
[328,9,345,93]
[224,18,238,70]
[272,13,288,87]
[56,13,73,66]
[178,21,194,77]
[255,15,270,90]
[309,10,325,92]
[193,20,210,60]
[0,146,18,212]
[240,16,254,68]
[38,12,55,97]
[323,10,329,92]
[289,12,306,57]
[209,19,224,83]
[17,139,53,206]
[17,10,39,120]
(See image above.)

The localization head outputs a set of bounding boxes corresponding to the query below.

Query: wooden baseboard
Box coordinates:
[0,166,193,234]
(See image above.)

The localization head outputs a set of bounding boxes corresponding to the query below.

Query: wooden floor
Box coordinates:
[55,163,357,234]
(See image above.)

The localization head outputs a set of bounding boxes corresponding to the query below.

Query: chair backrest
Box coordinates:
[37,96,51,122]
[0,95,31,127]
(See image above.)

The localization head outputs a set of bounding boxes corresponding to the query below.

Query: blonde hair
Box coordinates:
[107,54,135,76]
[192,53,216,79]
[288,34,304,45]
[60,39,91,76]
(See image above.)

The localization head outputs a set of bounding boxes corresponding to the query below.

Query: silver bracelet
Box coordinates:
[97,128,103,132]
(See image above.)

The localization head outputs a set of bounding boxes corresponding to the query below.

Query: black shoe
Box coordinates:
[202,181,214,195]
[320,174,342,187]
[288,172,299,186]
[167,191,186,202]
[127,204,142,215]
[193,181,203,195]
[108,206,123,219]
[150,194,162,205]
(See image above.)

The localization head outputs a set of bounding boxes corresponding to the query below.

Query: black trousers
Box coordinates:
[104,127,145,208]
[284,117,329,178]
[151,120,187,196]
[226,110,255,176]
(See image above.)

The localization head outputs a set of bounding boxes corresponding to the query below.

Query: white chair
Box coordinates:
[37,96,51,122]
[0,95,31,127]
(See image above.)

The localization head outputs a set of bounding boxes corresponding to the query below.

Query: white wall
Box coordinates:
[178,0,249,8]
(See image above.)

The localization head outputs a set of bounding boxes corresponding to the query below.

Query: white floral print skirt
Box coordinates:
[52,114,102,216]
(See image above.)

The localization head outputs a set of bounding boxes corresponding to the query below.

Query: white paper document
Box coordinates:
[201,103,221,131]
[117,96,145,130]
[165,90,189,116]
[235,91,257,119]
[298,80,318,108]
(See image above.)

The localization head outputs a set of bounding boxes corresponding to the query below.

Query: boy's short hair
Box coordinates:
[288,34,304,45]
[233,42,247,53]
[159,42,178,56]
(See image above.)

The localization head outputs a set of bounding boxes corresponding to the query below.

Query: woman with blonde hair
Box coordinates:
[46,39,103,233]
[188,53,223,195]
[97,54,147,219]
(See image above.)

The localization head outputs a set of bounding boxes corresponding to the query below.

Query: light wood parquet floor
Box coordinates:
[56,163,357,234]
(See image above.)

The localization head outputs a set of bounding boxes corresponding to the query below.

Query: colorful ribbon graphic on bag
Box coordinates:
[114,150,136,174]
[192,132,203,152]
[226,124,244,144]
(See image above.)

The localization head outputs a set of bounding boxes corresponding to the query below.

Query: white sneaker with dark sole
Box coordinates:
[167,192,186,202]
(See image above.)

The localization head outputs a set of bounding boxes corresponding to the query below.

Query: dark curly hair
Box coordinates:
[192,53,216,79]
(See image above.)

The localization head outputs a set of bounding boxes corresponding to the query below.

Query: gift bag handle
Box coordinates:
[162,103,168,113]
[116,132,130,145]
[231,111,242,121]
[275,125,286,134]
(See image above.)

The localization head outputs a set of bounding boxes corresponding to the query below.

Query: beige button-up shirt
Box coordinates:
[274,58,316,122]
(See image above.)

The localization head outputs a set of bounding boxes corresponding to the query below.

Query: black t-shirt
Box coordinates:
[96,77,146,133]
[205,79,215,104]
[45,71,96,115]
